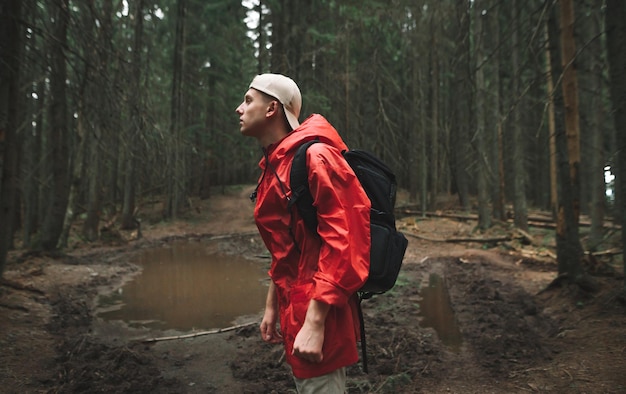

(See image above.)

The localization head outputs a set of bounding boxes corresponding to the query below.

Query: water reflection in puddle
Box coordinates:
[418,273,463,350]
[97,241,268,331]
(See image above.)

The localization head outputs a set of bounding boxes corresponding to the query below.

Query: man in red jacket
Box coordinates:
[236,73,371,393]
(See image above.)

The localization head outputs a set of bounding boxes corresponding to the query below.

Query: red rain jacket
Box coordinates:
[253,114,371,379]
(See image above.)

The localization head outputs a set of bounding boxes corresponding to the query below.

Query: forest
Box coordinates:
[1,1,626,392]
[0,0,625,282]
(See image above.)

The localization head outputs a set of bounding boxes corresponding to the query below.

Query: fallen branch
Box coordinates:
[517,248,557,260]
[405,232,513,243]
[141,321,258,343]
[207,231,259,240]
[398,208,620,230]
[587,248,623,257]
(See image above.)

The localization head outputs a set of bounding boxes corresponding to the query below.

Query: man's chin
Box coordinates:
[240,127,256,138]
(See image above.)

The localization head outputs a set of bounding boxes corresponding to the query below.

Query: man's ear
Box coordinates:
[266,100,280,117]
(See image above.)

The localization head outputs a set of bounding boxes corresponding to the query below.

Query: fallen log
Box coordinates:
[398,208,620,230]
[405,232,514,243]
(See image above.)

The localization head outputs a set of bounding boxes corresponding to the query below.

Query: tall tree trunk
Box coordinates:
[586,3,606,249]
[82,110,100,241]
[83,0,114,241]
[58,88,85,248]
[40,0,70,251]
[511,0,528,231]
[548,0,584,281]
[59,51,89,247]
[22,89,37,247]
[35,79,46,240]
[22,3,45,248]
[545,21,558,217]
[489,3,505,221]
[408,51,419,204]
[121,0,145,229]
[0,0,22,276]
[418,63,428,215]
[256,0,265,73]
[419,75,428,216]
[165,0,186,220]
[474,0,491,230]
[199,74,215,200]
[429,11,440,210]
[451,0,471,211]
[605,0,626,294]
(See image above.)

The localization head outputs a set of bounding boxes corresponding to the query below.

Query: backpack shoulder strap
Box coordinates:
[288,139,320,235]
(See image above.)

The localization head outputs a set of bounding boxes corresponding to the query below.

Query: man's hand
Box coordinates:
[292,299,330,363]
[260,308,283,344]
[260,282,282,344]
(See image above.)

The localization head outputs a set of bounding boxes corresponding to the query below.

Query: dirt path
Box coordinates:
[1,186,625,393]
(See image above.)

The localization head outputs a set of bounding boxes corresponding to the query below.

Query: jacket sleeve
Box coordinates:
[306,143,371,306]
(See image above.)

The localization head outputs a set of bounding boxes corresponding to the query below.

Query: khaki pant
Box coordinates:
[293,367,346,394]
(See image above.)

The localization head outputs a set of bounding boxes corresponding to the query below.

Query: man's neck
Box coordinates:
[259,127,290,148]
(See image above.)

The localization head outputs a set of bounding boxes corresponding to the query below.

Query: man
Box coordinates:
[235,73,371,393]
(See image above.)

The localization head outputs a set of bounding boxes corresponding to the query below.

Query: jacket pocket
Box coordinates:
[284,282,313,340]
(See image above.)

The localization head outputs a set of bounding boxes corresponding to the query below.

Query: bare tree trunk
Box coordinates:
[121,0,145,229]
[547,0,584,281]
[58,84,85,248]
[557,0,584,278]
[35,79,46,238]
[199,72,216,200]
[22,94,37,247]
[82,116,100,241]
[474,0,491,230]
[451,0,471,211]
[429,10,440,210]
[165,0,186,220]
[605,0,626,294]
[21,3,43,248]
[559,0,581,220]
[40,0,70,251]
[82,0,114,241]
[545,21,558,217]
[59,22,94,247]
[0,0,22,276]
[489,3,505,222]
[420,86,428,216]
[408,51,419,204]
[511,0,528,231]
[256,0,265,74]
[418,62,427,215]
[585,3,606,249]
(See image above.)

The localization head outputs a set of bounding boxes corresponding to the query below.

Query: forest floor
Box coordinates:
[1,185,625,393]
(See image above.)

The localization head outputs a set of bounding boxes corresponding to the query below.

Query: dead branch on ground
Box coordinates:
[405,232,514,244]
[141,321,258,343]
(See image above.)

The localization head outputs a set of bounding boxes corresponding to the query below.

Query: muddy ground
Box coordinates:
[1,185,625,393]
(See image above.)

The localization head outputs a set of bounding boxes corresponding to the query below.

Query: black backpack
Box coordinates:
[288,139,408,372]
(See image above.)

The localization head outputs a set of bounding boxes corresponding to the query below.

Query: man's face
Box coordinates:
[235,88,272,139]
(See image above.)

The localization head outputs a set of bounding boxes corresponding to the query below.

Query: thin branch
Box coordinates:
[140,321,258,343]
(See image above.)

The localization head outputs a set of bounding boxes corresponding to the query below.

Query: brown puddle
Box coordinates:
[97,241,268,331]
[418,273,463,351]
